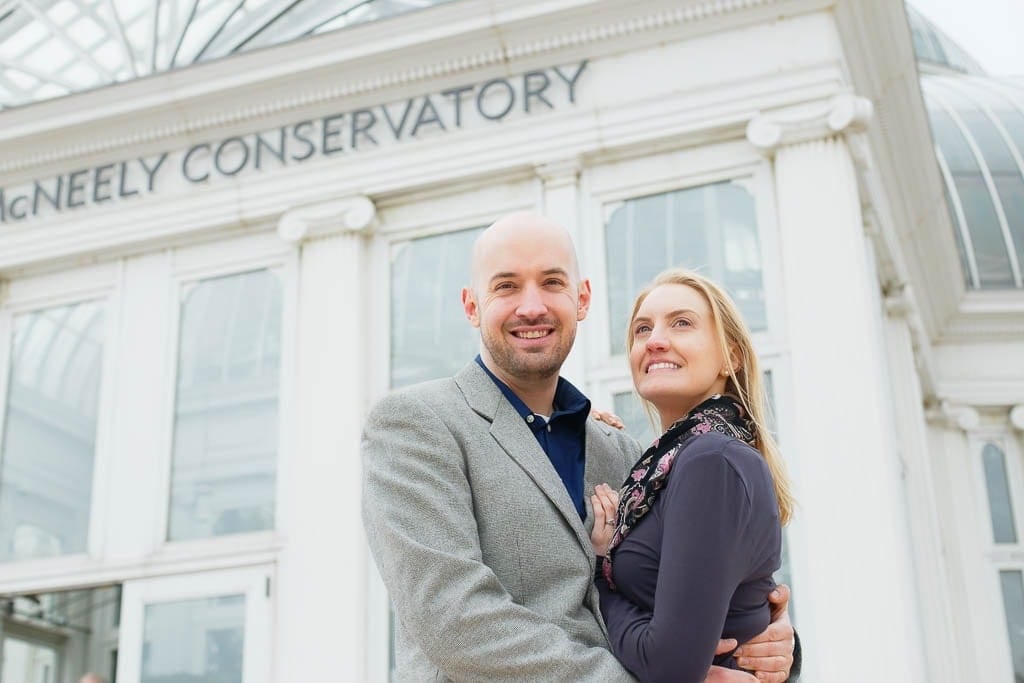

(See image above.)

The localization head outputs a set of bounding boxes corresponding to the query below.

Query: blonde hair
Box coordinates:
[626,268,794,525]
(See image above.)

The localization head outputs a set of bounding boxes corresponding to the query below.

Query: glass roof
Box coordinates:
[0,0,450,110]
[922,75,1024,289]
[906,4,986,76]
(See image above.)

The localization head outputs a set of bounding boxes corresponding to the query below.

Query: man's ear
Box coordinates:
[462,287,481,327]
[576,278,592,321]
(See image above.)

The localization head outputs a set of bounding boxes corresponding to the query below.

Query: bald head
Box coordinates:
[78,675,105,683]
[470,212,581,293]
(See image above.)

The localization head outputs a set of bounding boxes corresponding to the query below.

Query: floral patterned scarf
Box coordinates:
[602,393,756,589]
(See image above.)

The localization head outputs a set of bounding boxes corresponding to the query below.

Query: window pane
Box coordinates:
[168,270,282,541]
[605,181,765,353]
[141,594,245,683]
[2,637,58,683]
[390,227,483,388]
[612,391,655,450]
[0,300,105,562]
[1000,570,1024,682]
[2,584,121,683]
[983,443,1018,543]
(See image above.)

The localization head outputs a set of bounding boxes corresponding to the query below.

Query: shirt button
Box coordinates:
[526,415,535,423]
[546,425,552,432]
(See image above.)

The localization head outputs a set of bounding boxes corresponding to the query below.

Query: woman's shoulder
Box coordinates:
[674,431,769,480]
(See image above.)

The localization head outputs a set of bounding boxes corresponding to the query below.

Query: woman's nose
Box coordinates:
[645,330,669,351]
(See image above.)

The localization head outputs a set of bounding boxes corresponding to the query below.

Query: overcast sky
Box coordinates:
[909,0,1024,76]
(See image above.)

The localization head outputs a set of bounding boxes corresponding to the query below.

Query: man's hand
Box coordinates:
[706,665,757,682]
[732,584,795,682]
[590,408,625,430]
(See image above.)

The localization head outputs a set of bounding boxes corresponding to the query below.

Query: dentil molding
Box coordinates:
[745,93,874,156]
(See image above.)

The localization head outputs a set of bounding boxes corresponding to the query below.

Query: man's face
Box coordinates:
[463,223,591,385]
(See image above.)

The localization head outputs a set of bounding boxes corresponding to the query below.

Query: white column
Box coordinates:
[750,95,927,682]
[882,295,960,683]
[537,159,587,385]
[274,196,376,683]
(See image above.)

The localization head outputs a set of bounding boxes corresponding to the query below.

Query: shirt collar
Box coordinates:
[474,355,590,423]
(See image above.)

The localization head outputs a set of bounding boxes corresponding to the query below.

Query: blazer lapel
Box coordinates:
[456,363,592,554]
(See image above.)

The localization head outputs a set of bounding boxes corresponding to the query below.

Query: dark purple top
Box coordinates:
[595,431,781,683]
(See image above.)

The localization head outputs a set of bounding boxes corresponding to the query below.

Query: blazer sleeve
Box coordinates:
[595,441,757,683]
[361,389,632,682]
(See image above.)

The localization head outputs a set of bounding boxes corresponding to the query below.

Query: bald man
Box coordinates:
[362,212,796,682]
[78,674,105,683]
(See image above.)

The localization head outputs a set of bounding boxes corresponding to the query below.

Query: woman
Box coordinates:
[590,268,795,683]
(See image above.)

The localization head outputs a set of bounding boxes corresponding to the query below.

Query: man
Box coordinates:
[362,212,797,681]
[78,674,105,683]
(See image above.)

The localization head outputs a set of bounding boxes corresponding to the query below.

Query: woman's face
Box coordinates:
[629,283,730,427]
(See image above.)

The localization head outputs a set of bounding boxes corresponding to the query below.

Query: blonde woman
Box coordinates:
[590,269,796,683]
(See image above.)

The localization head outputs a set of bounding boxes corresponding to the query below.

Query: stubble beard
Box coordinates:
[483,324,576,382]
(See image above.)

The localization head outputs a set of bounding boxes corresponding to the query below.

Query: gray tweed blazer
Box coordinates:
[362,361,641,682]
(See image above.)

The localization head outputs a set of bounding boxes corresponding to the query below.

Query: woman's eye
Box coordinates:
[672,318,692,328]
[634,325,651,335]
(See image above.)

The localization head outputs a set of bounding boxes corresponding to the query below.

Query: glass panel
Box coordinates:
[1,584,120,683]
[982,443,1018,543]
[390,227,483,388]
[0,1,454,110]
[141,594,245,683]
[168,270,282,542]
[612,391,655,450]
[927,105,1015,287]
[605,181,765,354]
[1,637,58,683]
[1000,570,1024,682]
[0,300,105,562]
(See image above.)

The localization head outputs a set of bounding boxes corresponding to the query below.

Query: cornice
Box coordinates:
[0,0,785,175]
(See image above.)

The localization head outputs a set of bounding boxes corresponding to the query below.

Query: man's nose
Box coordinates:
[516,284,548,319]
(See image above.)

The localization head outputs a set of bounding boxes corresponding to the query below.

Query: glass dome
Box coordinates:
[0,0,451,110]
[921,76,1024,289]
[906,4,987,76]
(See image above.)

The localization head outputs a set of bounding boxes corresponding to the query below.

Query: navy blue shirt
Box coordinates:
[475,356,591,519]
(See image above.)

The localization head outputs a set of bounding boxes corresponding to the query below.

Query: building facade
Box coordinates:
[0,1,1022,682]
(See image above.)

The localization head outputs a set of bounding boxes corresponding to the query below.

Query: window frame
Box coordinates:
[153,233,296,560]
[579,142,787,382]
[116,565,274,683]
[968,427,1024,681]
[0,262,118,574]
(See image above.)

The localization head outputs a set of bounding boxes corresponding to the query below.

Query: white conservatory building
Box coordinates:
[0,1,1022,682]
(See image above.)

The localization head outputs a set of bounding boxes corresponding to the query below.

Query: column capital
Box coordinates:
[746,93,874,156]
[535,158,582,189]
[277,195,376,244]
[925,400,981,431]
[1010,405,1024,431]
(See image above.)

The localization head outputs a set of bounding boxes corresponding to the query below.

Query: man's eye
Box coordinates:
[495,282,515,291]
[544,279,565,287]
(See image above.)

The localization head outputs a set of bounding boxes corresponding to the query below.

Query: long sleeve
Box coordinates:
[596,440,761,683]
[361,389,632,682]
